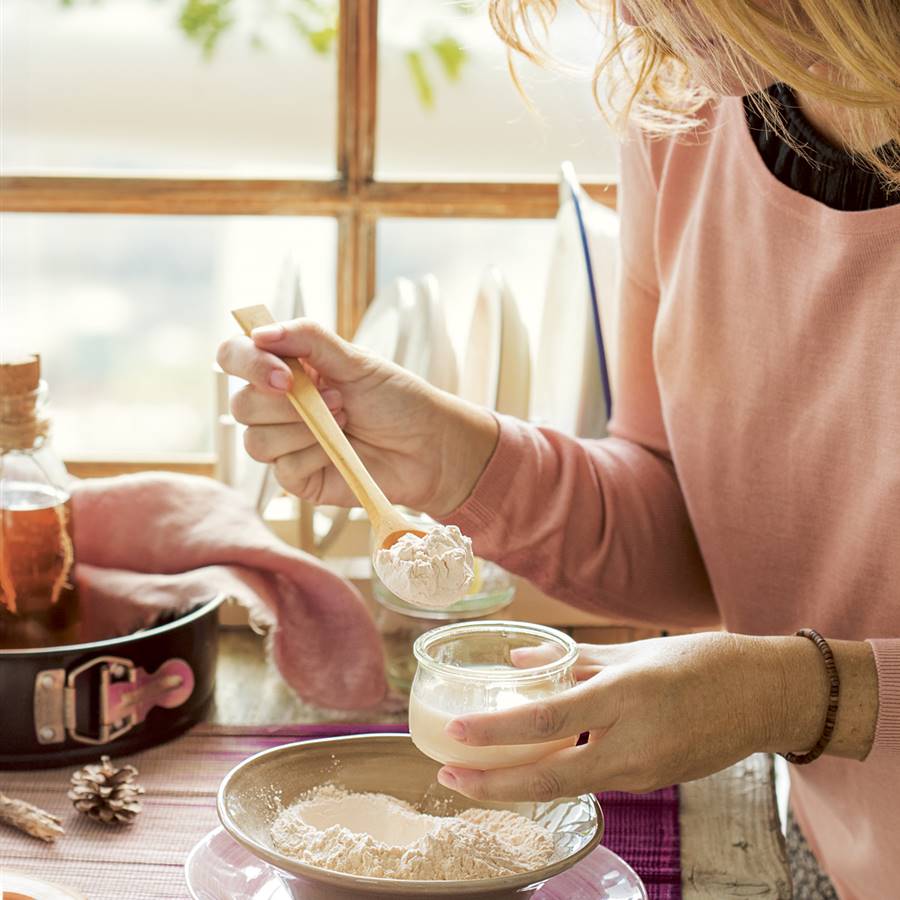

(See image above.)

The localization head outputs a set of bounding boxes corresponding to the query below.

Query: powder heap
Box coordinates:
[373,524,475,610]
[270,785,557,881]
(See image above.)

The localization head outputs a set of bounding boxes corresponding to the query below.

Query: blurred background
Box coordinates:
[1,0,617,459]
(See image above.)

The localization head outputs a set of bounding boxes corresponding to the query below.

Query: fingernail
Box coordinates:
[438,769,458,789]
[252,324,285,342]
[445,720,467,742]
[269,370,291,391]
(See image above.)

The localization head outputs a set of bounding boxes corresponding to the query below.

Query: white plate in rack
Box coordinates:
[493,267,531,418]
[530,165,618,438]
[403,274,459,394]
[459,266,530,417]
[352,276,418,364]
[458,268,502,410]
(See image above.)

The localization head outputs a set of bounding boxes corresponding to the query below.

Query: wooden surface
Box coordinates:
[212,630,791,896]
[212,629,406,726]
[680,756,791,899]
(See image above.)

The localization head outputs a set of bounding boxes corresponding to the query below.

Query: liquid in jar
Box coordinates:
[409,679,575,769]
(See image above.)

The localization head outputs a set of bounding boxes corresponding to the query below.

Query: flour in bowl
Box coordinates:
[373,524,475,609]
[269,784,557,880]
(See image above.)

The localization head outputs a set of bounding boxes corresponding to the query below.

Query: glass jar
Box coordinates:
[371,512,515,696]
[409,621,577,770]
[0,355,80,649]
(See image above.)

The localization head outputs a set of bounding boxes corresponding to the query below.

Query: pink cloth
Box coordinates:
[71,472,387,710]
[443,97,899,899]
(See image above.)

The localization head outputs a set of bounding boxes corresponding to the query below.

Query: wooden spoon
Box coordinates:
[231,305,423,551]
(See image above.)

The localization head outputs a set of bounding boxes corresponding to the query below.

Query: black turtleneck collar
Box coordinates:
[743,83,897,212]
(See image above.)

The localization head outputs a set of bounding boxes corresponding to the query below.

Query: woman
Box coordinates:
[217,2,899,896]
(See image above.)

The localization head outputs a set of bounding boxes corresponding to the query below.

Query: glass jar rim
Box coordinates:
[413,620,577,684]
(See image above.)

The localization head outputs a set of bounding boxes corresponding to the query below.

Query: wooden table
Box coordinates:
[213,631,791,899]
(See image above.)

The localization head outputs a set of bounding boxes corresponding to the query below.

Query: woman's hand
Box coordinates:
[216,320,498,516]
[436,632,851,802]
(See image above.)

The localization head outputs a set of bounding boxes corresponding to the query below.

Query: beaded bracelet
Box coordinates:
[780,628,840,765]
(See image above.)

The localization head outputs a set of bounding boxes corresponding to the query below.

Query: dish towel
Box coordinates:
[71,472,387,710]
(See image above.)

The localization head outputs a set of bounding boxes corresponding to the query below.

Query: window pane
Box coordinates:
[377,1,618,181]
[2,0,338,176]
[376,218,554,363]
[1,214,336,456]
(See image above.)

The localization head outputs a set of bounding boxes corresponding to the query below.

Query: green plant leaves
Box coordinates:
[286,0,338,56]
[178,0,234,59]
[406,38,468,110]
[54,0,469,109]
[431,36,467,81]
[406,50,434,108]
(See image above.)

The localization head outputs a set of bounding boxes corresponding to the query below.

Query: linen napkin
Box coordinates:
[71,472,387,710]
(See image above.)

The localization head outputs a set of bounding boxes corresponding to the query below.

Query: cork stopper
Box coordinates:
[0,355,41,396]
[0,355,48,451]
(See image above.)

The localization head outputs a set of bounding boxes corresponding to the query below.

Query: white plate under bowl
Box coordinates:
[0,871,88,900]
[185,827,648,900]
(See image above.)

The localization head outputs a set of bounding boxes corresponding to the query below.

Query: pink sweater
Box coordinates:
[446,97,900,898]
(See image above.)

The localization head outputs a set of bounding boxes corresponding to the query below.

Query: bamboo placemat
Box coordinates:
[0,724,679,899]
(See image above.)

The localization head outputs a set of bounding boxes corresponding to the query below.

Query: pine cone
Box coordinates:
[68,755,145,826]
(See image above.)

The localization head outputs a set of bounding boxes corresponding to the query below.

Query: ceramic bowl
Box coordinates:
[217,734,603,900]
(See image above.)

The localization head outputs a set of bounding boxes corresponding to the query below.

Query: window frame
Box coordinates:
[0,0,617,474]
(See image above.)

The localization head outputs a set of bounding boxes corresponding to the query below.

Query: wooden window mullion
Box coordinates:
[0,176,349,216]
[335,0,379,339]
[0,177,616,218]
[360,181,616,218]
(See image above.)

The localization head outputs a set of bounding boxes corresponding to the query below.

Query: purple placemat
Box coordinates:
[280,724,681,899]
[597,788,681,899]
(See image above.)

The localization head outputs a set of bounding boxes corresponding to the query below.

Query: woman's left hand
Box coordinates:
[436,632,828,801]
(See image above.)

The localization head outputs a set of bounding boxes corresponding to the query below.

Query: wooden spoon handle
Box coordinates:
[231,305,393,526]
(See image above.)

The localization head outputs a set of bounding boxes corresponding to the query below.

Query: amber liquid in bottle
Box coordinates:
[0,480,80,649]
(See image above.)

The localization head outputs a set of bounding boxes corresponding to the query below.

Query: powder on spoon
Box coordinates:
[373,524,475,609]
[270,785,558,881]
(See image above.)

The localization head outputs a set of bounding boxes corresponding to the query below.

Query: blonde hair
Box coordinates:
[488,0,900,189]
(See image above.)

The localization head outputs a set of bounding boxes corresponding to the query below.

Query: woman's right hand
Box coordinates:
[216,319,498,517]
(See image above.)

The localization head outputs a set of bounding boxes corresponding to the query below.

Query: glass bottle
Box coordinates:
[0,355,80,649]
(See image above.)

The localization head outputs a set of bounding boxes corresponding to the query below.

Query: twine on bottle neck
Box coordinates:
[0,388,50,453]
